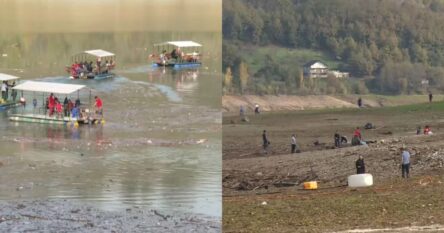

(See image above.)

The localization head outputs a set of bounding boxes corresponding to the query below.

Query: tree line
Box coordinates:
[223,0,444,95]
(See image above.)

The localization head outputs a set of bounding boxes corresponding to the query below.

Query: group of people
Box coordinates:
[355,146,410,178]
[45,93,80,119]
[239,104,260,116]
[1,81,17,102]
[418,125,433,135]
[262,130,412,179]
[156,48,200,65]
[42,93,103,120]
[69,59,115,78]
[261,131,298,154]
[261,125,413,179]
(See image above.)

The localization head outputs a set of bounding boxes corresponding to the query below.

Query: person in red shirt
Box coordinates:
[94,96,103,116]
[352,127,363,146]
[56,101,63,119]
[48,93,55,116]
[424,125,432,135]
[354,127,362,140]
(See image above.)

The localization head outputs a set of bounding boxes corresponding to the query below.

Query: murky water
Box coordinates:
[0,1,221,218]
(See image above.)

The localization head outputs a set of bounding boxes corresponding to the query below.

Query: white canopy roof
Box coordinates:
[0,73,20,81]
[154,41,202,48]
[13,81,86,94]
[83,49,115,58]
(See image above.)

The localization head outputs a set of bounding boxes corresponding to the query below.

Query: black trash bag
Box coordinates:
[364,122,374,129]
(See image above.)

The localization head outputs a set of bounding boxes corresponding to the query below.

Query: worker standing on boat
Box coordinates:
[56,100,63,119]
[48,93,56,116]
[95,96,103,116]
[10,81,17,101]
[63,97,69,117]
[1,81,7,100]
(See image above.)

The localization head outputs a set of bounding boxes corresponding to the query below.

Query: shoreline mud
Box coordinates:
[0,199,220,233]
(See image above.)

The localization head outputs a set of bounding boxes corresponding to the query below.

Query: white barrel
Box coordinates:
[348,174,373,188]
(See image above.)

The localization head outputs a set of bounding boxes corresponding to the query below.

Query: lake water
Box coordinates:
[0,29,221,218]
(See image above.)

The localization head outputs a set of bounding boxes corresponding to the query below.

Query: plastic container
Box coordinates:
[348,174,373,188]
[303,181,318,190]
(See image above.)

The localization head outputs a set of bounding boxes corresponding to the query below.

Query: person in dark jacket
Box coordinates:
[262,130,270,154]
[334,131,341,148]
[357,97,362,108]
[356,155,365,174]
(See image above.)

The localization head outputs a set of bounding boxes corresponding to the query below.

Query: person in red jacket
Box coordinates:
[424,125,432,135]
[48,93,55,116]
[55,100,63,119]
[94,96,103,116]
[352,127,363,146]
[354,127,362,140]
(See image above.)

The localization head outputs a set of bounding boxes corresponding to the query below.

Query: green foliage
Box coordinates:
[223,0,444,95]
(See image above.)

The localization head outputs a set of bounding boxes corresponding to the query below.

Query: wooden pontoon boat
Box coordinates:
[66,49,116,80]
[150,41,202,69]
[9,81,103,125]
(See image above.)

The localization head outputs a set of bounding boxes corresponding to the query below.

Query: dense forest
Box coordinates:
[223,0,444,95]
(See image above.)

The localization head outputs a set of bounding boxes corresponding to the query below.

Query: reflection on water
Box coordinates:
[0,30,221,218]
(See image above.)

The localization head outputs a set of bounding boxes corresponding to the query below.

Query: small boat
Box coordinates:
[9,81,103,125]
[150,41,202,69]
[66,49,116,80]
[0,73,21,111]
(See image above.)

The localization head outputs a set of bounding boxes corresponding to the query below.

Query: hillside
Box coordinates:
[222,94,444,113]
[223,0,444,95]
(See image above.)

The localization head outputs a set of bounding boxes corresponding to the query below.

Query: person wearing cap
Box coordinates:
[254,104,260,114]
[401,146,411,178]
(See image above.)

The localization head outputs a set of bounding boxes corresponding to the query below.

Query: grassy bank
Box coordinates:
[223,174,444,233]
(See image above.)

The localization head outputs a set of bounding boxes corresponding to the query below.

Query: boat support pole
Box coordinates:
[42,93,45,116]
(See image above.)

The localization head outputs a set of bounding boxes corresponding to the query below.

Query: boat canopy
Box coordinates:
[154,41,202,48]
[13,81,86,94]
[0,73,20,81]
[83,49,115,58]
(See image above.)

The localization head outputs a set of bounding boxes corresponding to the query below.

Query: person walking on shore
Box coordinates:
[254,104,260,114]
[356,155,365,174]
[334,131,341,148]
[262,130,270,154]
[357,97,362,108]
[429,92,433,103]
[401,146,411,178]
[291,134,297,153]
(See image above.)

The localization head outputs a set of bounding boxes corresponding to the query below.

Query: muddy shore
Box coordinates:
[223,102,444,232]
[0,199,220,233]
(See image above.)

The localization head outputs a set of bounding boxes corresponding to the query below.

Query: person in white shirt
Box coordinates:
[291,134,297,153]
[1,82,7,100]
